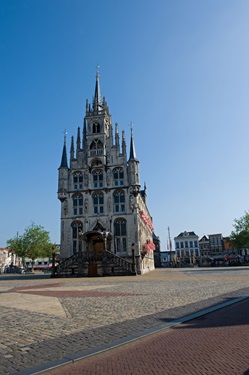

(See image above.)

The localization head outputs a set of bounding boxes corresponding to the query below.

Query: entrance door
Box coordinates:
[88,263,97,277]
[93,241,104,251]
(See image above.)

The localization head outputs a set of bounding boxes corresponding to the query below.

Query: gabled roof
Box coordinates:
[176,231,197,238]
[199,235,209,242]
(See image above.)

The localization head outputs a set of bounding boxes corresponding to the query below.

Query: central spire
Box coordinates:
[93,65,102,111]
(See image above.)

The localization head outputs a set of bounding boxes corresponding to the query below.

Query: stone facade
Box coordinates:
[174,231,200,261]
[57,73,155,275]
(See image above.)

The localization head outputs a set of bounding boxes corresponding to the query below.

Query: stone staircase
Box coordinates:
[54,249,136,277]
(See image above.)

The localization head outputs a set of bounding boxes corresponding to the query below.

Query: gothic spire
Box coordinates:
[115,122,120,148]
[93,66,102,112]
[83,118,87,149]
[70,136,75,160]
[122,130,126,155]
[59,133,69,169]
[129,124,137,160]
[77,127,81,151]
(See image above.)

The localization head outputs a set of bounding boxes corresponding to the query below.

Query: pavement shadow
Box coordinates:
[169,297,249,329]
[0,274,51,281]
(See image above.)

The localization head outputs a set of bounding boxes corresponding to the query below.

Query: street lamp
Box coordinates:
[51,245,56,277]
[131,243,136,272]
[78,229,84,253]
[103,230,107,254]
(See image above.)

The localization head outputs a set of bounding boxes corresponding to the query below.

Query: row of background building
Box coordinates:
[154,231,249,268]
[1,230,248,273]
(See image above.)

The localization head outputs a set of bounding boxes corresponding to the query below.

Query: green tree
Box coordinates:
[229,211,249,251]
[7,223,52,271]
[23,223,52,269]
[7,235,26,266]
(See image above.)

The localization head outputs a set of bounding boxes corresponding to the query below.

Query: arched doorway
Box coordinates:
[83,231,105,276]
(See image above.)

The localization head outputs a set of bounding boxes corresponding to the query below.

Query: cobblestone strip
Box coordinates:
[1,287,248,375]
[1,268,249,375]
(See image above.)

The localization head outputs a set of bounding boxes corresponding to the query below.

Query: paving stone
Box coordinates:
[0,267,249,374]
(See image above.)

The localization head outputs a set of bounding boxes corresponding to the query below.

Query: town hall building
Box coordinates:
[57,72,155,276]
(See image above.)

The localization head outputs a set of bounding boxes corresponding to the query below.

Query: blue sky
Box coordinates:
[1,0,249,250]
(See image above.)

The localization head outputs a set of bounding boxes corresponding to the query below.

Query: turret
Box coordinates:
[58,135,69,202]
[70,136,75,161]
[128,126,140,186]
[115,122,120,153]
[93,68,103,113]
[122,130,126,156]
[76,127,81,153]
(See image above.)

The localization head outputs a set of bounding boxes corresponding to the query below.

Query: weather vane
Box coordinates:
[129,121,134,136]
[96,65,100,77]
[63,129,68,143]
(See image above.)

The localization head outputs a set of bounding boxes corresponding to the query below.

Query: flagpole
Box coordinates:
[168,226,172,263]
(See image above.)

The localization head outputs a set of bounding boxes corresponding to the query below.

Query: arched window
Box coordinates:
[114,190,125,213]
[92,169,103,188]
[92,192,104,214]
[72,194,83,216]
[90,139,103,156]
[113,168,124,187]
[71,221,83,254]
[73,172,83,190]
[114,219,127,254]
[93,123,101,133]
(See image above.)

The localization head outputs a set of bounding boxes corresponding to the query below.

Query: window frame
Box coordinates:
[73,172,83,190]
[92,169,104,188]
[72,193,83,216]
[113,167,124,187]
[71,221,83,254]
[114,218,127,254]
[92,192,104,214]
[113,190,125,213]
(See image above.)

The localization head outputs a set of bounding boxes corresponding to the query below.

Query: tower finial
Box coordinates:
[129,122,137,160]
[130,122,134,136]
[59,131,69,169]
[93,66,102,111]
[63,129,68,144]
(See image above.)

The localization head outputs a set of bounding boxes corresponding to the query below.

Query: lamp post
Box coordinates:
[131,243,136,273]
[78,229,84,253]
[51,245,56,277]
[77,230,85,276]
[168,226,172,265]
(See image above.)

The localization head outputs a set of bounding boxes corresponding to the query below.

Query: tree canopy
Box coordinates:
[7,223,53,267]
[229,211,249,250]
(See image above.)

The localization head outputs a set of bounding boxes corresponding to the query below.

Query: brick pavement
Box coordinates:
[0,267,249,375]
[43,297,249,375]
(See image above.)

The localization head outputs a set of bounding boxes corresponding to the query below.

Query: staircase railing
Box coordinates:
[57,249,136,275]
[104,249,135,273]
